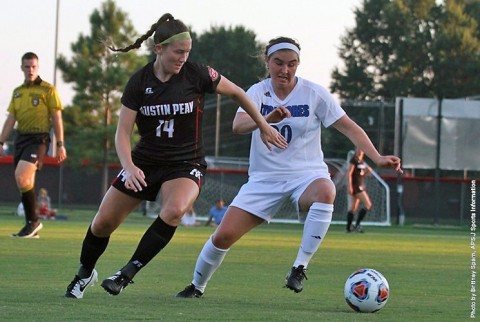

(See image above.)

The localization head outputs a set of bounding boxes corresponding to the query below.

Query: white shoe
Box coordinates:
[65,269,98,299]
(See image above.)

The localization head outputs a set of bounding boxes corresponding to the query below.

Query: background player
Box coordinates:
[346,148,373,233]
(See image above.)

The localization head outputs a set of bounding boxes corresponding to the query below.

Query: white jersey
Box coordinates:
[239,77,345,180]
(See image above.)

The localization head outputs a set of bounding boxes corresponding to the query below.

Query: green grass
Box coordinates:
[0,207,473,321]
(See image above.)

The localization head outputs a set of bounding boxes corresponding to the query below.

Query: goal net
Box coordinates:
[146,155,391,226]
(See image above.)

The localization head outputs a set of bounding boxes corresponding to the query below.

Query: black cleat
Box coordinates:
[101,271,133,295]
[11,221,43,238]
[354,225,365,233]
[285,265,308,293]
[176,284,204,298]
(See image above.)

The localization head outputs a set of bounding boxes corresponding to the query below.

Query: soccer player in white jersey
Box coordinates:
[177,36,402,298]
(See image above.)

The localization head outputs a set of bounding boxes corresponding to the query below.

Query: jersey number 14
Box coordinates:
[156,120,175,138]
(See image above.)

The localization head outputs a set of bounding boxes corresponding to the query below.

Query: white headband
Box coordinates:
[267,42,300,57]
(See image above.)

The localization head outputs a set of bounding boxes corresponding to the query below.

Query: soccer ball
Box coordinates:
[344,268,389,313]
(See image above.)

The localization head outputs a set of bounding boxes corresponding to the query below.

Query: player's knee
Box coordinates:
[161,204,191,221]
[212,231,235,249]
[318,188,336,204]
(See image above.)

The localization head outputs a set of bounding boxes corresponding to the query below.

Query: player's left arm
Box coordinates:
[51,109,67,162]
[332,114,402,173]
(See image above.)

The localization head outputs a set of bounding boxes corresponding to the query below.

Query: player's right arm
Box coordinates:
[115,105,146,192]
[0,114,16,156]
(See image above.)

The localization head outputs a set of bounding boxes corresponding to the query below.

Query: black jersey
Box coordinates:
[350,156,367,193]
[121,61,221,166]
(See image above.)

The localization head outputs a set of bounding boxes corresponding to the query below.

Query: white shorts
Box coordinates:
[230,172,332,223]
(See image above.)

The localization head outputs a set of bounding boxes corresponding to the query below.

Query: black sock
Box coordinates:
[121,217,177,279]
[356,208,368,226]
[347,211,354,230]
[21,189,37,223]
[78,225,110,277]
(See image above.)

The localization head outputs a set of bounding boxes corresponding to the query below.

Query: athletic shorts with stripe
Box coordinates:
[111,162,207,201]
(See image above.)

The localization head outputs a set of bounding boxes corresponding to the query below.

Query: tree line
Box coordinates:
[52,0,478,175]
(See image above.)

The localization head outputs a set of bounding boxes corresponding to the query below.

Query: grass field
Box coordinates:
[0,207,473,321]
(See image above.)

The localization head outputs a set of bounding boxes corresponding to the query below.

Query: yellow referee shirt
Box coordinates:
[7,77,63,134]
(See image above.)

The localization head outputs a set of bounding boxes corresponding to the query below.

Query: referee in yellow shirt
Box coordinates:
[0,52,67,238]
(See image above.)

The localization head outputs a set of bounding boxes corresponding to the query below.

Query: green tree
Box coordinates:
[189,25,265,88]
[57,0,147,193]
[331,0,480,100]
[188,25,266,157]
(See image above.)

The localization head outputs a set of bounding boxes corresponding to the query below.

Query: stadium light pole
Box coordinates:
[53,0,64,210]
[215,94,221,158]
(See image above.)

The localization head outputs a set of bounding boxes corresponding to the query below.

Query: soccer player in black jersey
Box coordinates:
[65,13,287,299]
[0,52,67,238]
[346,149,373,233]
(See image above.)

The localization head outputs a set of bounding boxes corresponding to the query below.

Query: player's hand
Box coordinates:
[56,146,67,163]
[266,106,291,124]
[259,124,288,150]
[376,156,403,174]
[123,166,147,192]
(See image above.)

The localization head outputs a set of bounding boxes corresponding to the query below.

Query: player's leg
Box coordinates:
[286,177,335,293]
[354,191,372,232]
[11,140,47,238]
[65,187,142,298]
[101,177,199,295]
[177,206,263,297]
[346,196,360,232]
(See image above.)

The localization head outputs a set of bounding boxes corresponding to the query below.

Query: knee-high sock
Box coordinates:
[355,208,368,226]
[79,225,110,277]
[293,202,333,268]
[192,236,229,293]
[21,188,37,223]
[120,217,176,279]
[346,211,354,230]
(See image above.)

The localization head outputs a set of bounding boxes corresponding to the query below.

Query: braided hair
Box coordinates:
[109,13,189,52]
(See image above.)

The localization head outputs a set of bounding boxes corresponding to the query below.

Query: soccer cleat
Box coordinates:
[354,225,365,233]
[285,265,308,293]
[176,284,204,298]
[11,221,43,238]
[101,271,134,295]
[65,269,98,299]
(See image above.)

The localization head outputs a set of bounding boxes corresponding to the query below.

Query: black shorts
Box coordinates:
[14,133,50,169]
[111,162,207,201]
[352,185,365,195]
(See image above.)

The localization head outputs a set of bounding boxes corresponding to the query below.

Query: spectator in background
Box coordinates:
[37,188,57,220]
[205,199,227,227]
[181,206,200,227]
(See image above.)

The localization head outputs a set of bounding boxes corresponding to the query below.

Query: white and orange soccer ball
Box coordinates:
[344,268,390,313]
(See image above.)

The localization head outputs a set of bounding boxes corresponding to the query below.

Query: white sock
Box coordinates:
[293,202,333,268]
[192,236,229,293]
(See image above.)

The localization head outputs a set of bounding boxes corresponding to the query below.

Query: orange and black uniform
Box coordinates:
[349,156,367,195]
[111,60,221,201]
[8,76,63,168]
